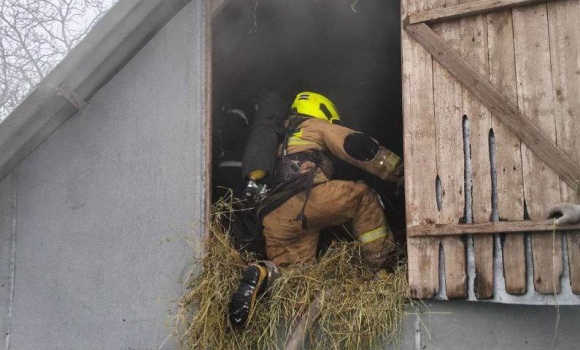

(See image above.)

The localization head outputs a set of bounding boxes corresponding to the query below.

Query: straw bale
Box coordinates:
[177,197,409,349]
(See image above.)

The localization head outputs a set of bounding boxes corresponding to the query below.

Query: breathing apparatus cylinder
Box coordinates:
[241,91,287,184]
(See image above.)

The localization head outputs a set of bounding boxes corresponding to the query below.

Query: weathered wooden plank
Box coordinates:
[285,290,328,350]
[404,23,580,189]
[408,220,580,237]
[486,10,526,294]
[460,1,494,299]
[568,234,580,294]
[403,0,441,299]
[406,0,560,25]
[430,0,467,299]
[513,3,562,295]
[547,0,580,294]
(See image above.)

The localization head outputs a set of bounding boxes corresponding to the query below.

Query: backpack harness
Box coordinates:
[257,116,327,231]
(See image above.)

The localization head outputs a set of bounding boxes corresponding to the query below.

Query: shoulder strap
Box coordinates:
[282,115,309,156]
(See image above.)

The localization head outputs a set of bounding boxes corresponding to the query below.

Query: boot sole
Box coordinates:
[228,265,266,328]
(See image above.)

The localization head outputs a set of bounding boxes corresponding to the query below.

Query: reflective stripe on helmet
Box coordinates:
[359,227,390,245]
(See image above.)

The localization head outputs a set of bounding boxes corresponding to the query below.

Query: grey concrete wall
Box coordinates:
[400,301,580,350]
[0,174,15,348]
[0,1,206,349]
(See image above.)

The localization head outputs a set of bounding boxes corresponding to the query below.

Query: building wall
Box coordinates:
[0,175,15,347]
[397,301,580,350]
[0,1,206,349]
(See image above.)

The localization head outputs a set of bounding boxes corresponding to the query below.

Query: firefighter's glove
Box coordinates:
[386,162,404,183]
[547,203,580,225]
[386,162,404,196]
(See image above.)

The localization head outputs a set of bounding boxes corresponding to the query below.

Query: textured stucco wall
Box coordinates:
[0,1,206,349]
[397,301,580,350]
[0,175,14,347]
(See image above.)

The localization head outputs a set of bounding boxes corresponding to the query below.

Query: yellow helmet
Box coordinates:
[290,91,341,124]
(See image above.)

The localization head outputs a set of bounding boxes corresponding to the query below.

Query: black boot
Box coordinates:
[228,263,268,328]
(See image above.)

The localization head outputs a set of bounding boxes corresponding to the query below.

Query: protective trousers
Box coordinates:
[262,179,397,270]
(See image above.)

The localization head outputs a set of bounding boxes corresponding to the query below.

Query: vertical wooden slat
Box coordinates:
[513,3,562,294]
[406,0,580,299]
[567,235,580,294]
[403,0,441,299]
[459,0,494,299]
[429,0,467,299]
[547,0,580,294]
[486,10,526,295]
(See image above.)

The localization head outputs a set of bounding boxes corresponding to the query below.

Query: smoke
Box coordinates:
[212,0,406,243]
[213,0,402,154]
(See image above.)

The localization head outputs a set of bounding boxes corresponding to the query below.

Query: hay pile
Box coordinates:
[177,198,409,349]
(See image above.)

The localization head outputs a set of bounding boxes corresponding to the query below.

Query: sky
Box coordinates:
[0,0,117,121]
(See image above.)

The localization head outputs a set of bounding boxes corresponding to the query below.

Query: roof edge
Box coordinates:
[0,0,195,181]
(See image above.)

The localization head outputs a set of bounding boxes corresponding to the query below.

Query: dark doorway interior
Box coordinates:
[211,0,405,247]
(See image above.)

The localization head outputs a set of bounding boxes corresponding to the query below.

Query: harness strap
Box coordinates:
[271,116,326,231]
[293,162,321,230]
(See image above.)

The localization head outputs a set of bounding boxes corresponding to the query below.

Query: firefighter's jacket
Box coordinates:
[262,116,401,268]
[283,116,402,183]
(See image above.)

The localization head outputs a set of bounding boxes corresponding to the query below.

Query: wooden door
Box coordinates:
[402,0,580,300]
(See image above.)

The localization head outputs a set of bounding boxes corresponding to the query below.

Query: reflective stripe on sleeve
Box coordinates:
[358,227,389,245]
[218,160,242,168]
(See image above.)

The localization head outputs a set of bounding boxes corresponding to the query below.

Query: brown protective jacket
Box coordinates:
[262,116,401,270]
[284,117,401,182]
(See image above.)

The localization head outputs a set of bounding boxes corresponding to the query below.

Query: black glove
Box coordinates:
[386,162,404,197]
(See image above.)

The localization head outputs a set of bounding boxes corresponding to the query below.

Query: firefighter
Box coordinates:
[228,91,404,328]
[213,108,250,199]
